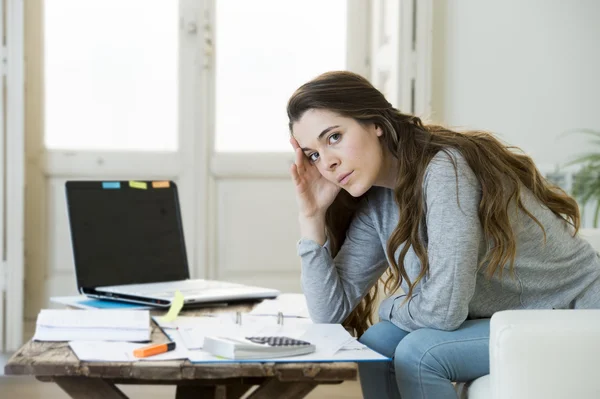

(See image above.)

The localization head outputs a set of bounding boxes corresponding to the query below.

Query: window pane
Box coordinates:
[44,0,178,151]
[215,0,347,152]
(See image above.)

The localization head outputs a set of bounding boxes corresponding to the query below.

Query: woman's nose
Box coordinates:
[324,155,340,171]
[319,149,340,171]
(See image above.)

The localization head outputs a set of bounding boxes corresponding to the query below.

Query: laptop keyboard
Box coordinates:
[101,279,245,297]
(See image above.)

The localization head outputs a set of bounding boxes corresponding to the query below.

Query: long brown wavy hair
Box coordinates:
[287,71,580,336]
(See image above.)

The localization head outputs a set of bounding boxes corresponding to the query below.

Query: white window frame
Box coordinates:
[24,0,209,321]
[2,0,25,352]
[370,0,432,119]
[42,0,198,180]
[40,2,207,274]
[206,0,371,179]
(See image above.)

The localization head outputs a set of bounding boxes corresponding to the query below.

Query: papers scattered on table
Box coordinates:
[46,294,386,364]
[154,311,385,363]
[249,293,310,318]
[174,324,388,363]
[62,311,386,364]
[153,313,314,350]
[33,309,151,342]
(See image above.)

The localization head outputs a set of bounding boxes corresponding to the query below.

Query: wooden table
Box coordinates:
[4,302,358,398]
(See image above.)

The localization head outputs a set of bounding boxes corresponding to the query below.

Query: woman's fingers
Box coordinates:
[289,136,300,150]
[290,163,299,183]
[291,137,309,174]
[295,147,306,173]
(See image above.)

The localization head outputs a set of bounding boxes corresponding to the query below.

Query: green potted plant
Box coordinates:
[566,129,600,227]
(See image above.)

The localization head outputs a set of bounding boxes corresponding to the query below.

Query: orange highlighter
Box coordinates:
[133,342,176,358]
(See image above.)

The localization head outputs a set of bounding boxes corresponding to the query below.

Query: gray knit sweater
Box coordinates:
[297,150,600,332]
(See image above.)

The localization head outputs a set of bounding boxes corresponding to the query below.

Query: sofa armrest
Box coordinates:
[490,310,600,399]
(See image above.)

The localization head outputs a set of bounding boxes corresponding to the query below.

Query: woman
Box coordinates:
[287,71,600,398]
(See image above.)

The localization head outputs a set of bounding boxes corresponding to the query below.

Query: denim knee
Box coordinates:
[394,329,447,381]
[359,323,386,353]
[359,321,409,359]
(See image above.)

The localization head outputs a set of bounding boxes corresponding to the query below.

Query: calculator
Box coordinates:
[245,336,312,346]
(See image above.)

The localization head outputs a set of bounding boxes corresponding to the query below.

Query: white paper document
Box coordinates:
[33,309,151,342]
[69,340,189,362]
[249,293,310,318]
[154,314,313,350]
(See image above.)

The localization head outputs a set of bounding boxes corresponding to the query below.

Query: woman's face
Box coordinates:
[292,109,387,197]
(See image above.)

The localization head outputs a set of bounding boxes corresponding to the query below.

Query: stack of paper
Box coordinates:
[33,309,150,342]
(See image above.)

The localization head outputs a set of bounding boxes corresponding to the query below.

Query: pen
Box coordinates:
[133,342,176,358]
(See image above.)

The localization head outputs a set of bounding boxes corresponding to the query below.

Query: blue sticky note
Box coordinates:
[102,182,121,189]
[78,299,146,309]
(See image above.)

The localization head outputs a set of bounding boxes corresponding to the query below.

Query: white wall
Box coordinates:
[431,0,600,167]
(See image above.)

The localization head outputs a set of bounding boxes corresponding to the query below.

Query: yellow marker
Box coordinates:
[129,181,148,189]
[152,181,170,188]
[161,290,184,322]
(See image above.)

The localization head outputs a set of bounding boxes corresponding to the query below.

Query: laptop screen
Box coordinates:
[65,181,189,290]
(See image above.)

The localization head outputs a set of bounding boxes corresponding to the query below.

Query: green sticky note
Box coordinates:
[129,181,148,189]
[161,290,184,322]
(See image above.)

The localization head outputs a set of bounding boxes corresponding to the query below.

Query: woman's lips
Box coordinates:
[338,171,353,185]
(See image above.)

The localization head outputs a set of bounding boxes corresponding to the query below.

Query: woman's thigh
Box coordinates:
[395,318,491,383]
[358,321,410,358]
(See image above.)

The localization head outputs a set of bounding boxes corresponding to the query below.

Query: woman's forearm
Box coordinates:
[298,214,327,246]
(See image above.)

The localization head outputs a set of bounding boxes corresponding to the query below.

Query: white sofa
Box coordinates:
[466,309,600,398]
[466,228,600,398]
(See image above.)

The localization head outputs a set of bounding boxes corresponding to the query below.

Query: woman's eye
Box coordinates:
[309,153,319,162]
[329,133,341,144]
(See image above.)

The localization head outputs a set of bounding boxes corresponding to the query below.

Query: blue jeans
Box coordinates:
[358,319,490,399]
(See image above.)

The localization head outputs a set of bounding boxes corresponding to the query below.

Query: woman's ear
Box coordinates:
[374,124,383,137]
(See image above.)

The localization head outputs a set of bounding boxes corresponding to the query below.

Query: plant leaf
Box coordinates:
[594,200,600,228]
[561,129,600,140]
[566,153,600,167]
[562,129,600,168]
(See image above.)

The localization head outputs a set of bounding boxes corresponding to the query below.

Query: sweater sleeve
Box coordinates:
[387,151,485,331]
[297,201,388,324]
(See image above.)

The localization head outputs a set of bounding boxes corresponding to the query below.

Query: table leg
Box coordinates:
[247,380,318,399]
[53,377,128,399]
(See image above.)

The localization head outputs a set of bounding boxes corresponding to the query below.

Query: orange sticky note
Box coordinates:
[129,181,147,189]
[152,181,170,188]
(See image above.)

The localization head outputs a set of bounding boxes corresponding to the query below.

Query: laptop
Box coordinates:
[65,180,280,307]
